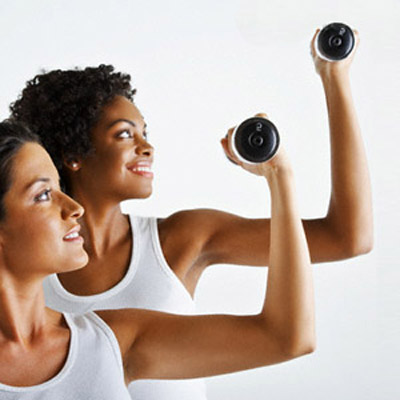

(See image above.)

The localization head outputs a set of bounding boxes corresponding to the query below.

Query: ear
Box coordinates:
[63,158,82,172]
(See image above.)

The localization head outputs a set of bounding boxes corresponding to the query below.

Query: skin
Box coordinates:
[0,139,315,386]
[0,143,87,386]
[56,29,373,298]
[57,99,152,295]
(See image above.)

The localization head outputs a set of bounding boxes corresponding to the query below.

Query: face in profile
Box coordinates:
[71,96,155,201]
[0,143,88,278]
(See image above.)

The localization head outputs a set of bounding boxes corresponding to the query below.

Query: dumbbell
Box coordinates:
[229,117,280,164]
[316,22,355,61]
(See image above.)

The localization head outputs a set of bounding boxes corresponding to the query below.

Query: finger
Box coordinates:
[224,126,237,157]
[310,28,320,57]
[224,126,235,141]
[254,112,268,119]
[225,154,239,166]
[225,130,239,164]
[220,137,239,165]
[353,29,360,47]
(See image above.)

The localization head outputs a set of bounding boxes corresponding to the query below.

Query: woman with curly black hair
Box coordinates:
[10,29,372,399]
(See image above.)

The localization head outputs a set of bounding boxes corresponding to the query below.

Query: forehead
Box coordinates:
[99,96,144,127]
[10,143,59,191]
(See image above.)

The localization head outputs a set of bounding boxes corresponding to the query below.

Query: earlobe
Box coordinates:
[64,158,82,172]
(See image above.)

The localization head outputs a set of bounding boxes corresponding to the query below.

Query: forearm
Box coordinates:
[261,168,315,354]
[114,169,315,381]
[321,71,373,254]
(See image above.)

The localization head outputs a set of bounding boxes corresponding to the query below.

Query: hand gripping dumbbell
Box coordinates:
[315,22,355,61]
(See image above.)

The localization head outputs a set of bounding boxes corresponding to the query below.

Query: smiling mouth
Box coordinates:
[64,231,80,240]
[127,164,154,178]
[63,226,84,243]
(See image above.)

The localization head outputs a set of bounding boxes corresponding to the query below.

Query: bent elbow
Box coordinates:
[289,341,316,359]
[328,216,374,259]
[299,340,316,356]
[345,235,374,258]
[355,240,374,256]
[282,335,316,359]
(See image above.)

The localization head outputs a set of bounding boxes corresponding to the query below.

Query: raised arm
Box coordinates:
[158,28,373,273]
[310,29,373,257]
[97,145,315,382]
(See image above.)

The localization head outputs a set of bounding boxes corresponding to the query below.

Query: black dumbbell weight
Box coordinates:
[229,117,280,164]
[316,22,355,61]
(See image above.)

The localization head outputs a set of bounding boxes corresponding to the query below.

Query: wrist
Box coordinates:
[321,67,350,87]
[264,165,294,183]
[265,168,298,210]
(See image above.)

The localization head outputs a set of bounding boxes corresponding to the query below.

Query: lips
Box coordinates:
[63,225,84,243]
[127,161,154,178]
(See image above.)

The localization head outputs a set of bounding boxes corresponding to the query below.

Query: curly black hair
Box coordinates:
[10,64,136,191]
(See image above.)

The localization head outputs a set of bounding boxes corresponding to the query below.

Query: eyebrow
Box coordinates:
[107,119,147,130]
[24,177,51,192]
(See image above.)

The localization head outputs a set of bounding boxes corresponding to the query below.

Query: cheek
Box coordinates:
[7,218,87,273]
[17,217,61,254]
[89,147,131,177]
[3,219,61,272]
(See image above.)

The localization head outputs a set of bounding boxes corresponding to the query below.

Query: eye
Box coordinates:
[143,131,149,141]
[34,189,52,202]
[117,129,133,139]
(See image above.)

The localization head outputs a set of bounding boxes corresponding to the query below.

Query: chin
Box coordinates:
[125,186,153,200]
[62,252,89,273]
[137,189,153,199]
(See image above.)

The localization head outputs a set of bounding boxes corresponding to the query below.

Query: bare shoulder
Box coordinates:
[95,309,130,337]
[160,208,240,256]
[95,309,127,326]
[156,209,242,277]
[95,309,140,357]
[158,208,240,242]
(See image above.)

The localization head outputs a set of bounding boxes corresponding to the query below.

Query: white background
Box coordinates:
[1,0,399,399]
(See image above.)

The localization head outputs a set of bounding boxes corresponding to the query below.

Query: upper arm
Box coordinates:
[160,208,360,274]
[170,209,353,267]
[205,211,355,266]
[159,209,272,269]
[97,309,311,383]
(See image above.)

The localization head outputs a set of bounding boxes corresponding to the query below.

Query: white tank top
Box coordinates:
[43,215,207,400]
[0,312,131,400]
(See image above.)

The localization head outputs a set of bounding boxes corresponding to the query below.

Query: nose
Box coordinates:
[61,192,85,220]
[135,137,154,158]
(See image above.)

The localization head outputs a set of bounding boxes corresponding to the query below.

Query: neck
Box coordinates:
[0,271,48,344]
[70,188,131,259]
